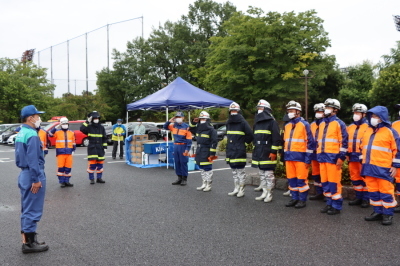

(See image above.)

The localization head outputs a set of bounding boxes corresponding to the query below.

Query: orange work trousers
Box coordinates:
[364,176,397,215]
[320,162,343,209]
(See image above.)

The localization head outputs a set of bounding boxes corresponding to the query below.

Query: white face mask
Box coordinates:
[93,119,99,124]
[175,118,183,123]
[370,118,380,127]
[231,113,238,116]
[117,123,121,125]
[288,112,296,119]
[324,109,332,116]
[353,114,361,122]
[257,110,263,114]
[61,124,68,129]
[33,117,41,128]
[200,120,206,124]
[315,113,324,119]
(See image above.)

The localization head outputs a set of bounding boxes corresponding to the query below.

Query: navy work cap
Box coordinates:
[21,105,45,119]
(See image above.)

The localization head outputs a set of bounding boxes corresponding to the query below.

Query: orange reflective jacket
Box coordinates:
[316,115,348,163]
[283,117,314,164]
[346,119,368,162]
[54,129,76,155]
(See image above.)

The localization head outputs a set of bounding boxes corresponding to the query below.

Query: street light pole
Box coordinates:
[303,69,309,121]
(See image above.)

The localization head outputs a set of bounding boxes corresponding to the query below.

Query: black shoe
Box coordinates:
[361,200,370,208]
[112,157,116,159]
[365,212,383,221]
[382,215,393,225]
[64,182,74,187]
[349,198,363,206]
[172,175,182,185]
[96,178,105,183]
[60,183,66,188]
[294,201,306,209]
[180,180,187,186]
[90,179,95,185]
[285,199,299,207]
[309,194,324,200]
[22,233,49,254]
[120,157,123,159]
[327,208,341,215]
[320,205,332,213]
[394,206,400,213]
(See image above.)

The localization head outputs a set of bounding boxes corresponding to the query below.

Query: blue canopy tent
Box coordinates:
[125,77,233,168]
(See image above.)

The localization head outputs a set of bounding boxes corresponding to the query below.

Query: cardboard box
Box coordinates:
[135,146,143,153]
[133,135,148,141]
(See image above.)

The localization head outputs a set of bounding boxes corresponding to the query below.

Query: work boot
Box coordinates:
[64,182,74,187]
[283,190,291,196]
[228,181,240,196]
[361,200,370,208]
[172,175,182,185]
[327,208,341,215]
[394,205,400,213]
[60,183,66,188]
[236,185,245,198]
[309,193,324,200]
[22,233,49,254]
[264,189,273,203]
[348,198,363,206]
[294,200,306,209]
[203,182,212,192]
[112,157,116,159]
[96,178,105,183]
[254,184,263,192]
[197,181,206,191]
[364,212,383,221]
[120,156,123,159]
[255,188,268,201]
[320,205,332,213]
[382,215,393,225]
[180,176,187,186]
[285,199,298,207]
[90,179,95,185]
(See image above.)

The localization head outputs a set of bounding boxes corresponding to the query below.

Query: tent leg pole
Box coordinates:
[166,107,169,169]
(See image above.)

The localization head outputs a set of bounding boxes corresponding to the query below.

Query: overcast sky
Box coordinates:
[1,0,399,97]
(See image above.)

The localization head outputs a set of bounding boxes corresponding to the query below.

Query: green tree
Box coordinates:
[338,61,374,123]
[0,58,54,123]
[203,8,331,115]
[369,62,400,120]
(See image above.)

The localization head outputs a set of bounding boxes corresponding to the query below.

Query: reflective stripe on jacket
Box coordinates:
[194,123,218,165]
[283,117,314,164]
[251,111,280,169]
[317,115,348,163]
[310,119,322,161]
[164,122,192,151]
[360,126,400,182]
[54,129,76,155]
[226,114,253,166]
[346,119,368,162]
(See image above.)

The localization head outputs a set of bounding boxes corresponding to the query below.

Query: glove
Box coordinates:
[269,153,277,161]
[87,116,93,123]
[208,155,218,162]
[72,151,75,155]
[55,124,61,130]
[183,151,190,156]
[104,149,107,153]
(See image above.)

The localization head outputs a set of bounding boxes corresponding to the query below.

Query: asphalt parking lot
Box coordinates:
[1,143,400,266]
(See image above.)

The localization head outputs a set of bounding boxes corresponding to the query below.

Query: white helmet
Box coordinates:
[324,98,341,110]
[313,103,325,112]
[229,102,240,111]
[352,103,368,113]
[60,117,69,124]
[199,111,210,119]
[286,100,302,111]
[257,99,271,110]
